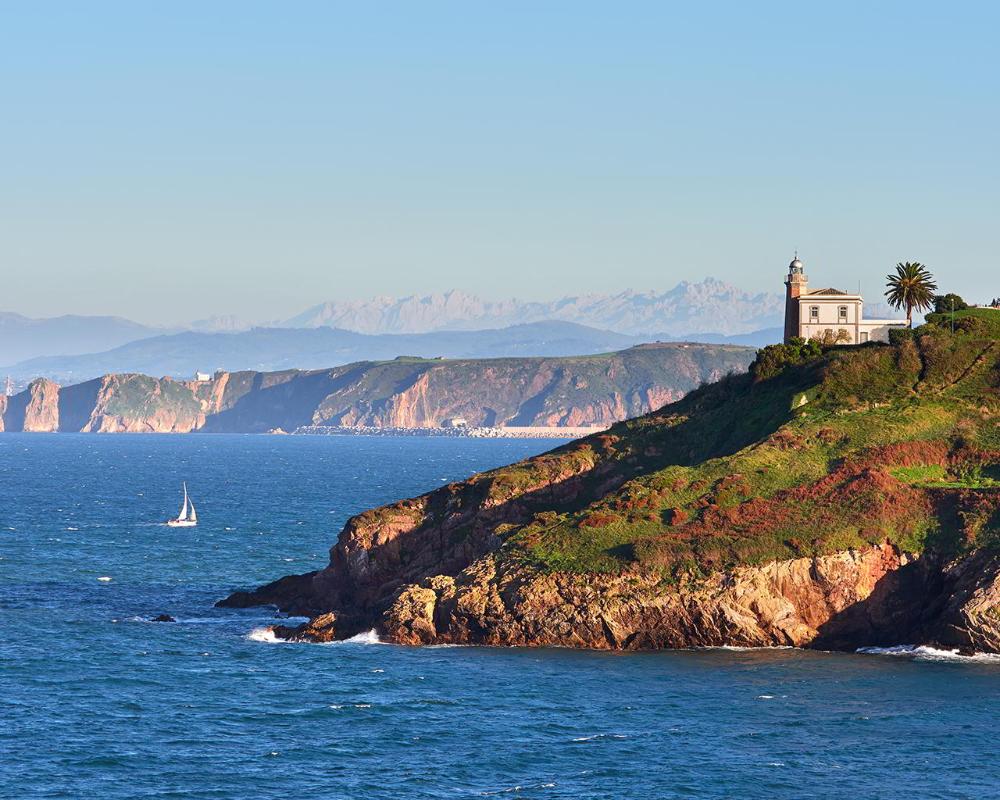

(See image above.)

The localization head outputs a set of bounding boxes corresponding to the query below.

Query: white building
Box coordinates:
[783,255,907,344]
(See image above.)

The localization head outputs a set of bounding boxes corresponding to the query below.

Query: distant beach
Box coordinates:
[292,424,604,439]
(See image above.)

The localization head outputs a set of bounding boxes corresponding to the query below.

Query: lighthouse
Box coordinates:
[783,254,807,342]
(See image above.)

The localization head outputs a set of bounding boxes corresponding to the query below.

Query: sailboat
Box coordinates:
[166,482,198,527]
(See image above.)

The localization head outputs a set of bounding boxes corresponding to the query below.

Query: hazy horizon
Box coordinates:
[2,2,997,325]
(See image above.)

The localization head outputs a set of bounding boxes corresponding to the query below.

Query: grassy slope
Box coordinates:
[478,328,1000,578]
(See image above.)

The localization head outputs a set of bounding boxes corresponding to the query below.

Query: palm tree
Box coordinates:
[885,262,937,328]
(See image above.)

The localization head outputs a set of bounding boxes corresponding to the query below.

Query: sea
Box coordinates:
[2,434,1000,800]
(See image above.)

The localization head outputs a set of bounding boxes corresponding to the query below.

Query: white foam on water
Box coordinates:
[97,576,112,582]
[857,645,1000,663]
[246,627,283,643]
[756,695,775,700]
[571,733,627,742]
[480,782,557,795]
[246,627,383,646]
[335,629,382,645]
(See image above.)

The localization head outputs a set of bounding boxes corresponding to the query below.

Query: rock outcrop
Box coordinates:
[380,545,908,648]
[221,331,1000,653]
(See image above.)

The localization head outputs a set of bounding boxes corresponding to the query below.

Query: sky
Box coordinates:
[1,1,997,325]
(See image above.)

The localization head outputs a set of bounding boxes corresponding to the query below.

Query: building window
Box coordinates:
[838,306,848,322]
[809,306,819,321]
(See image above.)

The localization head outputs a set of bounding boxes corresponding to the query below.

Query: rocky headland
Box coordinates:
[220,314,1000,653]
[0,343,752,434]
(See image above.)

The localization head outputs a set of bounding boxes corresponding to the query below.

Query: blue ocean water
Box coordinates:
[2,434,1000,800]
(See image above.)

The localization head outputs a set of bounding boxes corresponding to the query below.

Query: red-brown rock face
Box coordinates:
[22,379,60,432]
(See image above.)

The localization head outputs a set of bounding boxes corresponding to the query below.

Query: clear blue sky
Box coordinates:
[1,1,997,325]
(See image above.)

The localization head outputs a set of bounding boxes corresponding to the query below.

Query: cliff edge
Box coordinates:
[221,316,1000,652]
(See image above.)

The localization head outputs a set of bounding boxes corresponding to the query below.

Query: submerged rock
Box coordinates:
[151,614,176,623]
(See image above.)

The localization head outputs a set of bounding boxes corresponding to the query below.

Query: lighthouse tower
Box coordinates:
[783,254,808,342]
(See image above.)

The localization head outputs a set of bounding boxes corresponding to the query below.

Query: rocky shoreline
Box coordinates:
[222,544,1000,654]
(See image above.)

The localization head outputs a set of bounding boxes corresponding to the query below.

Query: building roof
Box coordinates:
[804,287,851,296]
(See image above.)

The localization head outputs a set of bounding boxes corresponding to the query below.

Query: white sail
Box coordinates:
[189,499,197,523]
[178,483,189,521]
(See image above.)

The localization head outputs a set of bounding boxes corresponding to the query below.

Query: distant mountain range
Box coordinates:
[283,280,785,336]
[0,279,788,382]
[0,312,169,366]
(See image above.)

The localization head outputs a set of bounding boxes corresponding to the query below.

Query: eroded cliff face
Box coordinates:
[242,535,1000,653]
[0,378,62,432]
[380,544,923,649]
[0,344,754,433]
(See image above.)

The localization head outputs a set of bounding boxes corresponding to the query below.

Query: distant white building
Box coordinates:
[783,255,907,344]
[194,372,211,382]
[442,417,469,428]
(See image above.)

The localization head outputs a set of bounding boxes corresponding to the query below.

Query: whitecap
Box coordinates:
[335,629,382,645]
[246,627,283,643]
[857,645,1000,663]
[97,576,112,582]
[480,782,557,795]
[756,695,775,700]
[571,733,627,742]
[246,627,383,646]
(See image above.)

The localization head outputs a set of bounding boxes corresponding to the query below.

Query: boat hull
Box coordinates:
[166,520,197,527]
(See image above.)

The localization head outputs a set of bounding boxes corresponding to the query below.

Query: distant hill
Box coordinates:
[0,343,755,433]
[663,326,783,348]
[2,321,647,384]
[284,280,784,337]
[0,312,167,365]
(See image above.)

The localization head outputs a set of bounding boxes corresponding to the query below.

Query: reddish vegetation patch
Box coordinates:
[768,429,805,450]
[637,441,972,571]
[579,512,621,528]
[954,490,1000,545]
[665,508,688,526]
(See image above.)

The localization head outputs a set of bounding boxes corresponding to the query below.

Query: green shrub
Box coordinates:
[889,327,915,345]
[751,338,822,382]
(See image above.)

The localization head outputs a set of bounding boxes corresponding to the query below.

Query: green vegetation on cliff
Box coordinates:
[475,326,1000,577]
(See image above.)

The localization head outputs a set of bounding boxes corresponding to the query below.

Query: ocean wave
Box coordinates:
[857,645,1000,663]
[245,627,383,645]
[246,627,283,643]
[571,733,628,743]
[480,782,557,795]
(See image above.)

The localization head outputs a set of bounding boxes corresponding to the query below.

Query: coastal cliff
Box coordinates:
[221,321,1000,652]
[0,343,751,433]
